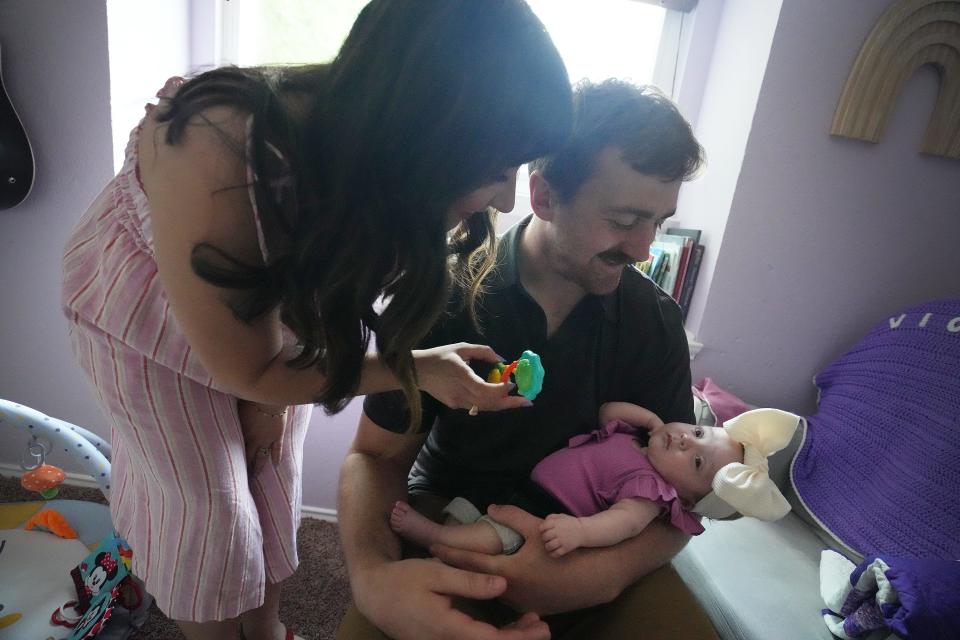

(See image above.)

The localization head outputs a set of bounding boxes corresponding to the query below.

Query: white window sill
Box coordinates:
[686,330,703,360]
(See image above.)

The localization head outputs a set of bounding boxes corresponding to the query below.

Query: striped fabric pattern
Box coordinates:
[61,78,312,622]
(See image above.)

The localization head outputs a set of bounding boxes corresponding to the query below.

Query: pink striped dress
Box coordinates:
[61,77,313,622]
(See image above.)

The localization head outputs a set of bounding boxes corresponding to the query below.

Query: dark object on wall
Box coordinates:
[0,41,35,209]
[831,0,960,160]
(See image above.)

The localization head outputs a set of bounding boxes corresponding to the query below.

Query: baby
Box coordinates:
[390,402,799,557]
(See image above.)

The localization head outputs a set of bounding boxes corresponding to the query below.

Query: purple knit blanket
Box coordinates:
[791,299,960,558]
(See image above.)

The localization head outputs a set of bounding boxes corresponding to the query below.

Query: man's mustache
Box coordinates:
[598,252,634,265]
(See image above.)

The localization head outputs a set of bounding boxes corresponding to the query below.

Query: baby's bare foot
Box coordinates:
[389,500,443,548]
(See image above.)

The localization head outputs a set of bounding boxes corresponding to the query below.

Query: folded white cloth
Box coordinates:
[819,550,901,640]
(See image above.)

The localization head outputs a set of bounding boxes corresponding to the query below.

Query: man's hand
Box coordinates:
[339,418,550,640]
[352,558,551,640]
[539,513,584,558]
[433,504,688,615]
[432,505,616,614]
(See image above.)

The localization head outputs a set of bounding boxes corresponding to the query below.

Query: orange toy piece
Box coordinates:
[24,508,78,539]
[500,360,519,383]
[21,463,66,499]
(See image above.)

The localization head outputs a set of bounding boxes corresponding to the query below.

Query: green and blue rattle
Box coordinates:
[486,349,545,401]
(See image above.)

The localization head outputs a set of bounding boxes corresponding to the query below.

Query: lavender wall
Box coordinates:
[688,0,960,413]
[673,0,784,334]
[0,1,114,472]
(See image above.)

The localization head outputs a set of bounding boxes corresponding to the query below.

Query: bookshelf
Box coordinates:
[637,227,705,323]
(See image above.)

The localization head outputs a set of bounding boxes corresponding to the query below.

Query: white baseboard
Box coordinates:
[1,462,339,523]
[301,506,338,523]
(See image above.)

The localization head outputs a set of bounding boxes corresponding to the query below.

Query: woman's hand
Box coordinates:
[413,343,534,413]
[238,400,287,475]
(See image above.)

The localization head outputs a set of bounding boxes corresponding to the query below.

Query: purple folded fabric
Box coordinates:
[831,556,960,640]
[792,299,960,558]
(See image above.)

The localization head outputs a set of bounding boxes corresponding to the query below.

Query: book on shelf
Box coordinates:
[650,236,684,299]
[664,227,702,244]
[638,245,665,279]
[646,227,705,321]
[677,242,705,321]
[672,237,694,299]
[664,228,700,299]
[653,251,670,286]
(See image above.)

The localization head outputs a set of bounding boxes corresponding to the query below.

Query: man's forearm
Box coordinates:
[550,518,689,608]
[590,518,689,598]
[337,451,409,582]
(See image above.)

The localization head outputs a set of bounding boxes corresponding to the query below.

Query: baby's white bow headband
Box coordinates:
[692,408,800,521]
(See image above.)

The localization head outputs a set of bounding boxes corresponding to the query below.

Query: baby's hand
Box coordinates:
[539,513,584,558]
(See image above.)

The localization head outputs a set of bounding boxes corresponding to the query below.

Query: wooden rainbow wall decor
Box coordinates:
[831,0,960,159]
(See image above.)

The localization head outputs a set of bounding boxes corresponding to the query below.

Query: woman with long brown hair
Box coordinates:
[62,1,572,638]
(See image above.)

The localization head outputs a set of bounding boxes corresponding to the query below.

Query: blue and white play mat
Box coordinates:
[0,399,116,639]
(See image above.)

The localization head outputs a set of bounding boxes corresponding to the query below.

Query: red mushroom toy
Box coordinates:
[21,463,66,499]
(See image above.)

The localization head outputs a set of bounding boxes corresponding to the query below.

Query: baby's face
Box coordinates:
[645,422,744,505]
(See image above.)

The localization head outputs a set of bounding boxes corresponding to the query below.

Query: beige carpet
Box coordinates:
[0,474,350,640]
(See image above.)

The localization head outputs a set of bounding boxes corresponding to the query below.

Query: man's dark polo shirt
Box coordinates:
[364,216,694,512]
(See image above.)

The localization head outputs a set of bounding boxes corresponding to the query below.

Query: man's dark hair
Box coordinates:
[529,79,704,203]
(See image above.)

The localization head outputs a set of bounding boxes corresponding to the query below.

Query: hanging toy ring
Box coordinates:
[20,435,52,471]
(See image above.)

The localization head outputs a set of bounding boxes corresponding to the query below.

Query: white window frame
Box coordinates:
[207,1,696,231]
[652,8,688,99]
[216,0,240,67]
[211,1,693,99]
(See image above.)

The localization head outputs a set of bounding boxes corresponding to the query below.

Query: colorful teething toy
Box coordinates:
[486,350,545,401]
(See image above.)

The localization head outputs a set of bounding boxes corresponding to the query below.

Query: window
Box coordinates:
[523,1,666,86]
[221,0,370,66]
[220,0,679,229]
[493,0,671,228]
